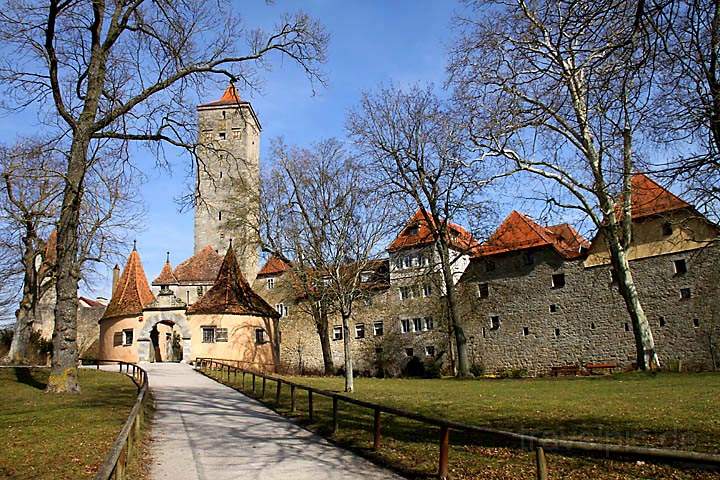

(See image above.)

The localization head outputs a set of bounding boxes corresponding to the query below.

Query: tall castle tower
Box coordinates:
[195,83,261,280]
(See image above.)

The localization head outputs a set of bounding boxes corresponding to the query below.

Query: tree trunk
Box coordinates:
[46,136,89,394]
[437,241,471,377]
[4,229,39,364]
[315,308,335,374]
[341,312,353,392]
[607,237,660,371]
[5,308,34,364]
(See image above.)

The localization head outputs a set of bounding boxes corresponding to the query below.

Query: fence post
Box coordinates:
[373,408,382,450]
[308,390,314,422]
[242,372,246,391]
[332,397,339,434]
[96,361,100,370]
[252,373,256,393]
[535,445,548,480]
[438,426,450,480]
[262,376,266,397]
[119,363,122,373]
[290,385,296,413]
[275,380,282,404]
[226,365,230,382]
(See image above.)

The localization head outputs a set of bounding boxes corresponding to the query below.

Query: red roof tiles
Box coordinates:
[198,83,249,108]
[387,209,480,253]
[257,256,291,278]
[628,174,690,219]
[153,259,179,285]
[173,245,223,284]
[186,247,280,317]
[101,250,155,320]
[477,211,589,259]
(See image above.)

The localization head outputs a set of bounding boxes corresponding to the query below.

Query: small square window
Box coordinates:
[405,348,414,357]
[490,316,501,330]
[693,318,700,328]
[551,273,565,289]
[522,327,529,336]
[680,288,692,300]
[662,222,673,236]
[590,322,596,330]
[202,327,215,343]
[659,316,666,327]
[216,328,228,342]
[332,326,343,341]
[554,327,560,337]
[113,331,123,347]
[218,132,226,140]
[485,260,496,272]
[355,324,365,339]
[122,329,133,346]
[266,278,275,289]
[478,283,489,299]
[673,259,687,275]
[549,304,558,313]
[400,319,411,334]
[425,345,436,357]
[373,321,384,336]
[255,328,266,344]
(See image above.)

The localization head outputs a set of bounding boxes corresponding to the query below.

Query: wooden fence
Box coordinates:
[81,359,150,480]
[196,357,720,480]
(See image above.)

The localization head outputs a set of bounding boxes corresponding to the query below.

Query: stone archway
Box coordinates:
[137,311,192,363]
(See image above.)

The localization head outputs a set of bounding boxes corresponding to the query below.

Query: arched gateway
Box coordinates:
[137,310,191,363]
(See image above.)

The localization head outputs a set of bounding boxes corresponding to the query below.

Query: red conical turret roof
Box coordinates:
[187,247,280,317]
[102,249,156,320]
[153,256,179,286]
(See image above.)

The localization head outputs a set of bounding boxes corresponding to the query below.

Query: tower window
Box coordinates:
[693,318,700,328]
[218,132,226,140]
[332,326,343,340]
[425,345,436,357]
[218,211,222,221]
[266,278,275,290]
[219,171,223,179]
[255,328,266,344]
[554,327,560,337]
[659,316,666,327]
[373,321,384,336]
[624,322,630,332]
[680,288,692,300]
[490,316,501,330]
[522,326,529,336]
[590,322,596,330]
[549,304,558,313]
[405,348,414,357]
[478,283,489,299]
[551,273,566,288]
[673,259,687,275]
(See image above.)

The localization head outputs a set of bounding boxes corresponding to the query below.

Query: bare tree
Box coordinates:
[251,139,390,392]
[650,0,720,217]
[0,138,141,364]
[0,1,327,392]
[448,0,663,370]
[348,84,490,378]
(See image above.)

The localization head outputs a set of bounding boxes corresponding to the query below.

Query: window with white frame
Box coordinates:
[332,325,343,340]
[266,277,275,289]
[202,326,215,343]
[355,323,365,339]
[122,329,133,346]
[215,328,228,342]
[424,317,434,331]
[373,321,384,336]
[113,331,123,347]
[421,254,430,267]
[422,283,432,297]
[255,328,266,344]
[275,303,288,317]
[400,319,411,334]
[400,286,413,300]
[413,317,423,332]
[403,255,412,269]
[490,316,501,331]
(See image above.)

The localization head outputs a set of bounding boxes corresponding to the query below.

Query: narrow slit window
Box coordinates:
[478,283,489,299]
[522,327,529,336]
[624,322,630,332]
[693,318,700,328]
[554,328,560,337]
[659,317,666,327]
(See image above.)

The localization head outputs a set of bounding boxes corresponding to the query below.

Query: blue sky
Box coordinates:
[0,1,471,299]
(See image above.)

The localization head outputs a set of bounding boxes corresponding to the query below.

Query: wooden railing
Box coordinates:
[81,359,150,480]
[196,357,720,480]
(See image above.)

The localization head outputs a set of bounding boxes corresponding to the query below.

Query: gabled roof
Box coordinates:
[153,258,179,286]
[387,209,480,253]
[629,173,690,219]
[477,211,589,260]
[101,249,155,320]
[187,247,280,317]
[173,245,223,284]
[257,256,291,278]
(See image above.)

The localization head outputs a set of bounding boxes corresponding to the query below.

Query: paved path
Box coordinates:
[144,363,402,480]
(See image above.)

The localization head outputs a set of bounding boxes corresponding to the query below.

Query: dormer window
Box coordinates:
[266,278,275,289]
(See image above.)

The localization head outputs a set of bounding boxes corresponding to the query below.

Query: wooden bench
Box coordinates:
[585,362,618,375]
[550,365,580,377]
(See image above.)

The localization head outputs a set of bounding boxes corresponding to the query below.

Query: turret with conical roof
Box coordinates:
[101,248,155,320]
[195,82,261,281]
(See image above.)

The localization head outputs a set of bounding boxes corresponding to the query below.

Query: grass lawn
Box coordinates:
[0,367,139,480]
[202,368,720,480]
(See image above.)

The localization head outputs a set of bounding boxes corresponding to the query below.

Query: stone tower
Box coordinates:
[195,83,261,280]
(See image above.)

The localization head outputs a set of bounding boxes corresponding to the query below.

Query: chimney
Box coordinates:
[112,264,120,296]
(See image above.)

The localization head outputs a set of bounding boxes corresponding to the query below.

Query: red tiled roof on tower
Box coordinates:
[101,249,156,320]
[173,245,223,284]
[198,83,248,108]
[257,256,291,278]
[387,209,480,253]
[153,256,179,286]
[37,230,57,278]
[477,211,588,259]
[187,247,280,317]
[629,173,690,219]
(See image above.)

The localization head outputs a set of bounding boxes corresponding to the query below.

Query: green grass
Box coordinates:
[202,368,720,479]
[0,367,139,480]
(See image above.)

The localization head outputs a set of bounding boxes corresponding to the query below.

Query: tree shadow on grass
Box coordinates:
[13,367,46,390]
